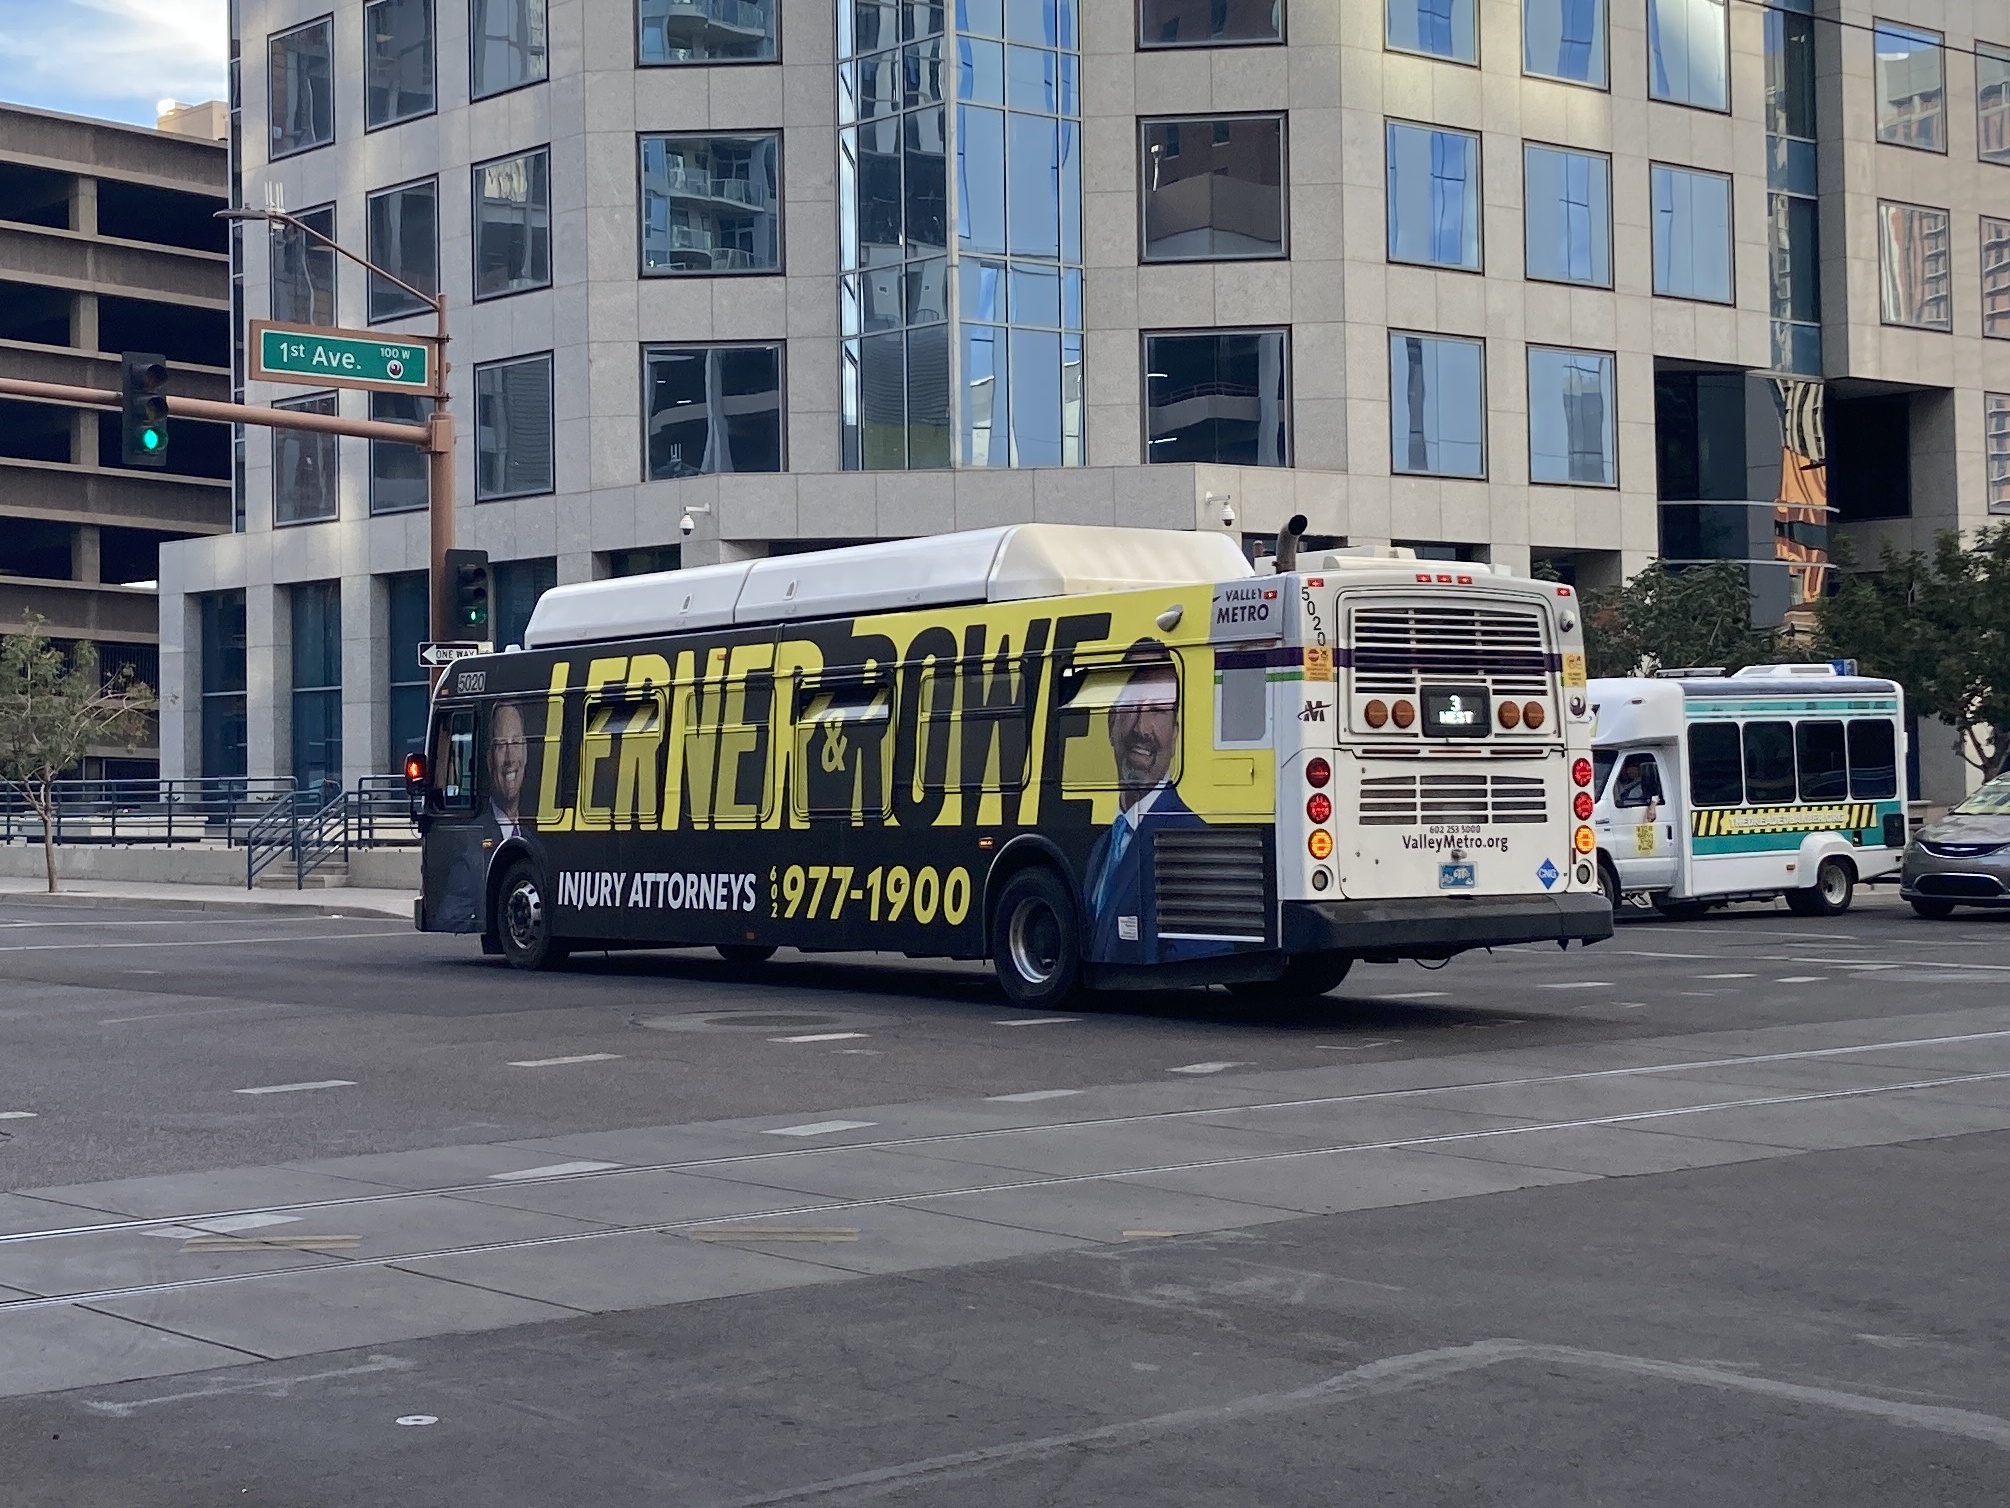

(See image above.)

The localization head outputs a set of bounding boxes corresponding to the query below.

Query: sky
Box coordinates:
[0,0,228,127]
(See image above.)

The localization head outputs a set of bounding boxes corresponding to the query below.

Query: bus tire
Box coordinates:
[1598,860,1622,911]
[990,867,1082,1006]
[1651,895,1710,922]
[1909,898,1956,920]
[496,859,569,971]
[1228,954,1354,1000]
[1787,858,1853,917]
[717,943,778,965]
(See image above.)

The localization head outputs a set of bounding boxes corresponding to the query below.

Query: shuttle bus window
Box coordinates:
[1688,722,1743,807]
[1743,721,1797,804]
[1611,753,1663,808]
[432,707,477,811]
[1847,719,1898,799]
[1795,720,1848,802]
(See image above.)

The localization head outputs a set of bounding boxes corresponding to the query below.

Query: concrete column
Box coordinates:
[247,582,285,781]
[73,525,101,584]
[71,293,100,464]
[344,571,388,785]
[69,176,96,237]
[157,588,200,782]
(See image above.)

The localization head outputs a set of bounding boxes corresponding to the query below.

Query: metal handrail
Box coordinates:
[293,791,350,889]
[351,774,420,848]
[0,777,295,847]
[243,792,303,888]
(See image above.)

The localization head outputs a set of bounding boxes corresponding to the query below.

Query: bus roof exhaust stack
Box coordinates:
[1275,514,1308,574]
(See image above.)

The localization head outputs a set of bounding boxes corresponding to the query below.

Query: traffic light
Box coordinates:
[444,548,492,639]
[120,352,169,468]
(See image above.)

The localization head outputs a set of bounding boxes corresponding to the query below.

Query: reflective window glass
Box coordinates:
[272,390,338,525]
[1649,163,1732,302]
[474,148,551,299]
[1877,201,1952,330]
[957,106,1008,254]
[1523,144,1610,286]
[366,177,439,321]
[270,203,336,324]
[1874,21,1943,151]
[1008,112,1059,258]
[1523,0,1606,88]
[1389,332,1485,478]
[1764,8,1815,138]
[643,344,784,479]
[1688,722,1742,806]
[638,0,777,64]
[1847,719,1898,800]
[1985,219,2010,339]
[1987,393,2010,515]
[640,134,782,275]
[472,0,547,98]
[1387,0,1475,63]
[1770,193,1820,322]
[386,572,430,769]
[269,17,334,158]
[1387,122,1481,271]
[1743,720,1796,804]
[474,353,555,500]
[1140,0,1280,47]
[1141,115,1286,261]
[290,581,343,795]
[1647,0,1728,110]
[1795,720,1848,802]
[365,0,434,129]
[1527,346,1615,487]
[1144,329,1289,466]
[1981,43,2010,166]
[370,391,431,513]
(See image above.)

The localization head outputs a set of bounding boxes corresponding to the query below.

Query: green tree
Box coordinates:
[1579,560,1807,679]
[1819,526,2010,780]
[0,615,158,893]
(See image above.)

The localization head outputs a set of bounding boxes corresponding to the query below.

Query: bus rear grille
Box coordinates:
[1358,773,1550,826]
[1349,605,1551,698]
[1154,827,1270,941]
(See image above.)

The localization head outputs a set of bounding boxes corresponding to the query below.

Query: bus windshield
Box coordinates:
[1593,748,1617,799]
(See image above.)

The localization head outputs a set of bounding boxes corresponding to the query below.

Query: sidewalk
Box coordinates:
[0,878,414,920]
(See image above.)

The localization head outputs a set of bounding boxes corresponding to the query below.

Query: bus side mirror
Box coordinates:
[405,753,429,825]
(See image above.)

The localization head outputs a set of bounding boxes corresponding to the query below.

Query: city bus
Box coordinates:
[410,522,1611,1003]
[1588,665,1908,918]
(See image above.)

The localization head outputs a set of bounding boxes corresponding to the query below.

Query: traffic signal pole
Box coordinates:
[0,375,435,447]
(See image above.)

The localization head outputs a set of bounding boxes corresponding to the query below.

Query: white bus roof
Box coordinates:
[1590,671,1903,745]
[522,524,1253,648]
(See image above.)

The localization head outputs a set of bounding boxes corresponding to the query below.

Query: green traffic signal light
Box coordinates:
[141,428,161,451]
[120,352,170,469]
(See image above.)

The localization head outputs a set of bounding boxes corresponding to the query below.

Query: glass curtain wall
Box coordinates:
[386,572,429,769]
[200,591,248,781]
[1764,0,1819,372]
[839,0,1083,470]
[290,581,342,797]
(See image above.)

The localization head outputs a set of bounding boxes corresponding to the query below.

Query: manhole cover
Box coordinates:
[637,1008,897,1033]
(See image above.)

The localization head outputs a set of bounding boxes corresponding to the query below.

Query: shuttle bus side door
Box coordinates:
[1608,748,1681,895]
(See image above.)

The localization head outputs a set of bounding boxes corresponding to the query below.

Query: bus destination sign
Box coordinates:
[250,321,437,395]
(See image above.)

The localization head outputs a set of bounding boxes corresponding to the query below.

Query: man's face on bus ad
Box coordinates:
[489,703,527,819]
[1110,666,1178,805]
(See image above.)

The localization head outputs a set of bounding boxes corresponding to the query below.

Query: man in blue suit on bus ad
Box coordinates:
[1081,638,1214,966]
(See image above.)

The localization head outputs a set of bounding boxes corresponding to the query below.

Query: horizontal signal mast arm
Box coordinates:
[0,375,437,449]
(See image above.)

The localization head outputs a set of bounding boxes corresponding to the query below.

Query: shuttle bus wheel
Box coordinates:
[1598,860,1621,911]
[497,860,569,971]
[1651,895,1711,922]
[1787,858,1854,917]
[990,867,1082,1006]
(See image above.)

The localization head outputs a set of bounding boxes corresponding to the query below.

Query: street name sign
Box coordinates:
[250,320,439,395]
[419,641,491,665]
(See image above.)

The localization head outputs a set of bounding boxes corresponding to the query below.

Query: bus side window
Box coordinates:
[1059,656,1184,793]
[1795,720,1848,802]
[792,677,893,818]
[1847,719,1898,799]
[433,708,477,812]
[1687,723,1743,807]
[1742,721,1797,805]
[1217,666,1267,745]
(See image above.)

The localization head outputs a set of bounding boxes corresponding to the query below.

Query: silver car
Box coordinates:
[1902,773,2010,918]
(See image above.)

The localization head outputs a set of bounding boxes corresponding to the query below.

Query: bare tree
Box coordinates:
[0,615,158,893]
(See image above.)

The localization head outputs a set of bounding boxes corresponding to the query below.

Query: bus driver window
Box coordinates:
[1612,753,1662,808]
[433,708,477,812]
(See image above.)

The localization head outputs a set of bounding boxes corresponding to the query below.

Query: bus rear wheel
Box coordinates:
[990,867,1082,1006]
[497,860,569,971]
[1786,858,1854,917]
[717,944,778,965]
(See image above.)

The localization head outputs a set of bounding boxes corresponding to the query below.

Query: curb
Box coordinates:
[0,890,412,921]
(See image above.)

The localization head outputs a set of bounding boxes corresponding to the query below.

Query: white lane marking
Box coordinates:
[995,1017,1081,1027]
[764,1120,876,1138]
[1315,1040,1397,1051]
[0,1111,35,1120]
[771,1032,868,1044]
[1698,973,1755,980]
[396,1415,438,1427]
[233,1080,354,1096]
[1775,955,2010,973]
[142,1213,301,1241]
[81,1354,417,1417]
[0,931,400,954]
[987,1089,1083,1103]
[1775,976,1825,984]
[1610,951,1717,960]
[1540,982,1612,990]
[488,1160,621,1181]
[1378,991,1446,1000]
[1169,1062,1248,1075]
[508,1053,622,1068]
[101,1003,290,1026]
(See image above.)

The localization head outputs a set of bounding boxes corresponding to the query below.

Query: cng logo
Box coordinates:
[1536,857,1560,890]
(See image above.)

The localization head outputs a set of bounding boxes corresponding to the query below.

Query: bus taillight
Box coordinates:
[1573,791,1594,820]
[1306,757,1331,788]
[1572,757,1593,788]
[405,752,427,786]
[1522,702,1546,730]
[1307,792,1332,823]
[1574,826,1597,854]
[1309,830,1334,860]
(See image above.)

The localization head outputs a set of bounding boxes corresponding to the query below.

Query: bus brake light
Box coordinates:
[405,753,427,785]
[1306,757,1331,788]
[1572,757,1593,787]
[1573,791,1594,820]
[1307,792,1332,823]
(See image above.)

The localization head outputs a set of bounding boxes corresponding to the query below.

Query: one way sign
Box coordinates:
[419,641,491,665]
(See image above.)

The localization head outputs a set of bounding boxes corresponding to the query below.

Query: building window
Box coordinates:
[1527,346,1616,486]
[1984,217,2010,339]
[643,344,784,479]
[1143,329,1289,466]
[475,353,555,499]
[1386,121,1481,271]
[1523,144,1610,286]
[1140,0,1281,47]
[1647,0,1727,111]
[366,177,439,322]
[272,391,338,525]
[1988,394,2010,514]
[639,0,777,63]
[493,558,556,650]
[386,571,429,769]
[473,148,551,299]
[471,0,547,99]
[1389,331,1485,479]
[1981,42,2010,167]
[364,0,435,129]
[1650,163,1732,303]
[1523,0,1606,89]
[1387,0,1475,64]
[640,133,782,275]
[608,546,682,576]
[1769,193,1820,342]
[269,203,336,324]
[270,16,334,158]
[200,591,248,781]
[290,580,343,796]
[370,392,431,512]
[1874,21,1945,153]
[1140,115,1286,261]
[1877,201,1952,330]
[1765,5,1816,139]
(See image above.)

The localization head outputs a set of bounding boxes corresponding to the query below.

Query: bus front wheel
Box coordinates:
[497,860,569,971]
[1786,858,1854,917]
[990,867,1082,1006]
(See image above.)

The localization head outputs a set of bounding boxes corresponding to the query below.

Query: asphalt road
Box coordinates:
[1,890,2007,1504]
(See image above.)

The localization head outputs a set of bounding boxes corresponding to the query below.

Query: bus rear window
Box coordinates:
[1688,723,1743,807]
[1847,719,1898,799]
